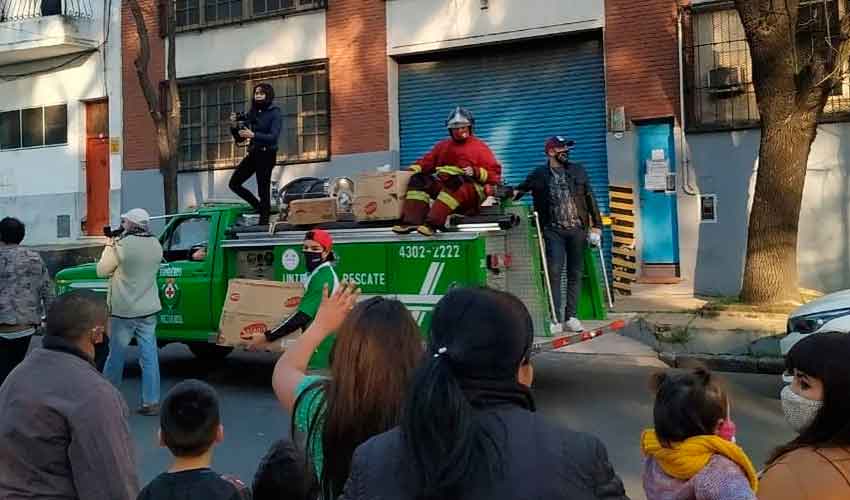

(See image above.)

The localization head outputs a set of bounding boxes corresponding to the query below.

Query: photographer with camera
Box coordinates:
[96,209,164,415]
[229,83,282,226]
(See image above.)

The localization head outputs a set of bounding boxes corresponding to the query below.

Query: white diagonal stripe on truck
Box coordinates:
[416,262,445,326]
[432,262,445,295]
[360,263,446,327]
[420,262,440,296]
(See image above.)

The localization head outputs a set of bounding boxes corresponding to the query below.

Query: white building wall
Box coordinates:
[0,0,123,244]
[175,11,327,78]
[682,124,850,295]
[386,0,604,55]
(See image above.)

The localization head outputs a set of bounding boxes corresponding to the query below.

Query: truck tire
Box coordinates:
[188,343,233,361]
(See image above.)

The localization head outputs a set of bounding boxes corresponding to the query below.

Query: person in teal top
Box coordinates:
[271,281,423,499]
[248,229,339,366]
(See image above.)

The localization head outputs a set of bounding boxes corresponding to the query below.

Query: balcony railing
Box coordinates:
[0,0,93,22]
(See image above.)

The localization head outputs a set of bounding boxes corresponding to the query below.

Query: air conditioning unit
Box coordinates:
[706,66,744,95]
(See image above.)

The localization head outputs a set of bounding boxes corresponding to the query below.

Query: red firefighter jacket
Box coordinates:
[410,136,502,186]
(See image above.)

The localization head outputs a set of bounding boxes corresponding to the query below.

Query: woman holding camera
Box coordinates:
[229,83,282,226]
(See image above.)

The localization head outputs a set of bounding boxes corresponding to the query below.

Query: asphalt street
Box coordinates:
[109,335,794,500]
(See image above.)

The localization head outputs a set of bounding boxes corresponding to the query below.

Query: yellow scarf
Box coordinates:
[641,429,759,492]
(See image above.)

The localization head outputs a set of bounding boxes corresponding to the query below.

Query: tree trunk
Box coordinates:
[740,113,818,304]
[157,123,179,215]
[162,0,180,214]
[127,0,180,215]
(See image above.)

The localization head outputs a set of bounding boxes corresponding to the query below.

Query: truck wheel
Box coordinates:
[188,343,233,361]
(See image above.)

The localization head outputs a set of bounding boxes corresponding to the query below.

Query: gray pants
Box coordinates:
[543,226,587,321]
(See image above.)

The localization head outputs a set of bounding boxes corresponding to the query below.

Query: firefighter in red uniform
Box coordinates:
[392,107,502,237]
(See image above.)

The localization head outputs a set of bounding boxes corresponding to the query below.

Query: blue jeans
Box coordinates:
[543,226,587,321]
[104,315,160,406]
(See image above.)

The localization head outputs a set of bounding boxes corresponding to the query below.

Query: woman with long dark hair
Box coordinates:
[229,82,281,225]
[758,332,850,499]
[340,287,627,500]
[270,283,423,499]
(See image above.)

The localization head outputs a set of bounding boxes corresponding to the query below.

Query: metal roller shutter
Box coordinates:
[398,33,611,281]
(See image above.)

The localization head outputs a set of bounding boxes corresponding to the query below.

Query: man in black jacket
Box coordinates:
[515,136,602,332]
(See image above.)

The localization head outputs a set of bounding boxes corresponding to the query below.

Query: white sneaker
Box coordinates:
[564,317,584,333]
[549,322,564,334]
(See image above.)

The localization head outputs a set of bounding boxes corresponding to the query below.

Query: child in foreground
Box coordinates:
[137,379,251,500]
[641,367,757,500]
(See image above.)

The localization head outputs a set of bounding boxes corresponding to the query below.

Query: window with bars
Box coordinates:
[177,66,329,171]
[175,0,323,29]
[685,8,759,129]
[685,2,850,130]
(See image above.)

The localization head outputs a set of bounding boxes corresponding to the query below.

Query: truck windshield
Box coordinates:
[163,216,211,262]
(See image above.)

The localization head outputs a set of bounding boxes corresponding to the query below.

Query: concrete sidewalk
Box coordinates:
[583,283,790,373]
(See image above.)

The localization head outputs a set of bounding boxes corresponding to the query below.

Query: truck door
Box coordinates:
[158,215,214,341]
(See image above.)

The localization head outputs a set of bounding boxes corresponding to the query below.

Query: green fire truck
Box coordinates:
[55,200,617,368]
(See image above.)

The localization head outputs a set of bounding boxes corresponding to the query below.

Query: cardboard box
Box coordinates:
[353,171,413,222]
[287,197,337,225]
[217,279,305,352]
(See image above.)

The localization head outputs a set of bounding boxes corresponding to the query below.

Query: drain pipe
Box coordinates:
[678,5,699,196]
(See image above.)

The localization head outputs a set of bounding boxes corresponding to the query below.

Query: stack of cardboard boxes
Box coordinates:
[353,171,413,222]
[217,279,305,352]
[287,197,338,226]
[284,170,414,226]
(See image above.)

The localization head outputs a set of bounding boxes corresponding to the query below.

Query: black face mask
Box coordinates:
[304,251,324,272]
[555,152,569,164]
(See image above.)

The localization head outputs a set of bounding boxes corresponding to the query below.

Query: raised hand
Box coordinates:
[311,282,361,335]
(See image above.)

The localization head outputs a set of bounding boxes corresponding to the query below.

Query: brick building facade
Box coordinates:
[116,0,850,295]
[326,0,389,156]
[605,0,681,123]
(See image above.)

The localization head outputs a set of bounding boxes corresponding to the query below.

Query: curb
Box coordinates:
[658,352,784,375]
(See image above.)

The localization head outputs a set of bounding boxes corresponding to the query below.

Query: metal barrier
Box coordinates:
[0,0,92,22]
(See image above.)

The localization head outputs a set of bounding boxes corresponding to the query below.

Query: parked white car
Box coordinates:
[782,289,850,381]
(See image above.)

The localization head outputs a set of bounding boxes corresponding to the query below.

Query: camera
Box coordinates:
[103,225,124,238]
[231,112,251,147]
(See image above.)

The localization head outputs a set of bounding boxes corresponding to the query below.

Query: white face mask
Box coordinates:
[781,385,823,433]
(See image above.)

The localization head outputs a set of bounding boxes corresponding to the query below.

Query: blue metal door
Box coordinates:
[637,122,679,264]
[397,34,610,264]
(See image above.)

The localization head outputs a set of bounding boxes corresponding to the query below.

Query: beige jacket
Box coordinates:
[96,234,163,318]
[758,446,850,500]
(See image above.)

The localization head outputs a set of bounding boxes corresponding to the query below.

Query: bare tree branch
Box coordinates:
[735,0,761,28]
[164,0,180,153]
[127,0,180,213]
[127,0,162,123]
[819,14,850,90]
[166,0,179,122]
[795,13,850,112]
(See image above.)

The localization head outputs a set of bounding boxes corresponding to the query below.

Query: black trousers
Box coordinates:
[229,147,276,221]
[543,226,587,321]
[0,335,32,387]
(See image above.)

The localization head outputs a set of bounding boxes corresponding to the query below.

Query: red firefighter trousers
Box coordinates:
[400,174,484,228]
